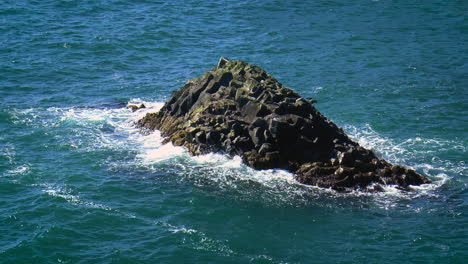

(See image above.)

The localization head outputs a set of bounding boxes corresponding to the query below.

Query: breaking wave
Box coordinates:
[5,99,461,209]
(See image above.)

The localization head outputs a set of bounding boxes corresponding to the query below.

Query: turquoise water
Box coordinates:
[1,0,467,263]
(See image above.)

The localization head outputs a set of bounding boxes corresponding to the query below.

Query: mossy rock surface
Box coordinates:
[137,58,431,191]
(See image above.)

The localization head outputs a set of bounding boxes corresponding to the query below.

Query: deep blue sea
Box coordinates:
[1,0,467,263]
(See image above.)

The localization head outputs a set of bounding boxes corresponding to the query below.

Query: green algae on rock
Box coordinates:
[137,58,431,191]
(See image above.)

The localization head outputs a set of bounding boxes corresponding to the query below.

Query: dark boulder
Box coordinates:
[137,58,431,191]
[127,103,146,112]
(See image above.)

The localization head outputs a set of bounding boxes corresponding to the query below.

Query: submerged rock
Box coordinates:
[138,58,431,191]
[127,103,146,112]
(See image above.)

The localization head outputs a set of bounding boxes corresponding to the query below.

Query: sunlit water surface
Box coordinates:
[1,1,467,263]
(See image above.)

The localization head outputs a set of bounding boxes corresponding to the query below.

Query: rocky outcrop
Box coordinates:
[138,58,431,191]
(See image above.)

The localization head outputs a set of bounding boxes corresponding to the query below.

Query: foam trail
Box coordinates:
[39,183,113,211]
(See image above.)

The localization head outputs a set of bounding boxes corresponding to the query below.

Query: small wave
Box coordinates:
[0,144,16,166]
[154,221,286,262]
[4,164,30,177]
[39,183,113,211]
[155,221,235,256]
[156,221,198,234]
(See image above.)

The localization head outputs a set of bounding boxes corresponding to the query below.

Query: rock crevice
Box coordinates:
[138,58,431,191]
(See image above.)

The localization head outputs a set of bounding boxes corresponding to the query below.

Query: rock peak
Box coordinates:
[138,59,431,191]
[217,57,230,69]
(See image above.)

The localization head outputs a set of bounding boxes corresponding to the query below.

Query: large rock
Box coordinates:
[138,58,431,191]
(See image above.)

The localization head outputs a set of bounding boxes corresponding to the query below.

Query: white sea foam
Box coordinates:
[13,99,461,207]
[188,152,299,190]
[344,124,465,174]
[131,124,188,163]
[107,102,459,205]
[137,138,187,163]
[339,123,466,203]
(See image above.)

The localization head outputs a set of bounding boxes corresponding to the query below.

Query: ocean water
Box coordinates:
[1,0,467,263]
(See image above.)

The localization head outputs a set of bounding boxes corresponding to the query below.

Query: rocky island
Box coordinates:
[138,58,431,191]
